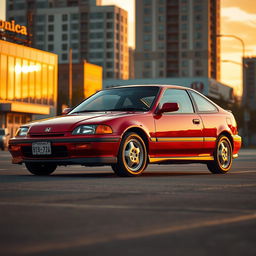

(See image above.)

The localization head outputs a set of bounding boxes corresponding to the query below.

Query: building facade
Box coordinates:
[243,57,256,110]
[135,0,220,79]
[58,61,102,114]
[0,39,58,137]
[6,0,129,79]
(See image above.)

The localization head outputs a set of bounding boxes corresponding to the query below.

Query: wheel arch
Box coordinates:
[121,126,150,151]
[218,131,234,150]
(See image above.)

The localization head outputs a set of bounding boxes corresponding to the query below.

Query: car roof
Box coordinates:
[110,84,189,90]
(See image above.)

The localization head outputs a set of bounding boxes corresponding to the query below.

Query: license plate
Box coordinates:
[32,142,52,155]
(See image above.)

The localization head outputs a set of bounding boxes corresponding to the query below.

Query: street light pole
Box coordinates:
[217,34,249,146]
[69,48,73,107]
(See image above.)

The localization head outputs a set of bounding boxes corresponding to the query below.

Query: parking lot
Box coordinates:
[0,149,256,256]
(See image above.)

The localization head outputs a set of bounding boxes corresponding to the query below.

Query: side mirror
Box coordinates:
[62,108,72,115]
[157,102,179,115]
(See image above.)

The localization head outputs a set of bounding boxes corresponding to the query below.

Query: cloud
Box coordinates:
[222,7,256,27]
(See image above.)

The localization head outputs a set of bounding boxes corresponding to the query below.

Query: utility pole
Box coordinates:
[69,48,72,107]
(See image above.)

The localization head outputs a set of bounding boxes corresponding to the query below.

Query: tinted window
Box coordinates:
[190,91,217,112]
[159,89,194,113]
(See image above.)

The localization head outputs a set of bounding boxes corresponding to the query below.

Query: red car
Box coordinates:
[9,85,241,177]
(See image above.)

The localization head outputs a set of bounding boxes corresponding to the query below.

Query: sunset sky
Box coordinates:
[102,0,256,96]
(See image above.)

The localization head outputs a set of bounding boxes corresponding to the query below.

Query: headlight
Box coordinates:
[72,125,112,135]
[16,127,29,137]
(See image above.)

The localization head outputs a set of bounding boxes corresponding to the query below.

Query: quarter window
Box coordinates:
[190,91,217,112]
[159,89,194,113]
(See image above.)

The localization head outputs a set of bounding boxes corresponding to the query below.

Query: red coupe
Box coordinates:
[9,85,242,176]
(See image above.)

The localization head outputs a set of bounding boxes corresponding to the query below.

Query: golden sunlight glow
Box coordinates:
[14,64,41,74]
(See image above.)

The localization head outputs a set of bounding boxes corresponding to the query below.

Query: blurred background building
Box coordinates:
[0,39,58,137]
[135,0,220,80]
[243,57,256,110]
[6,0,129,80]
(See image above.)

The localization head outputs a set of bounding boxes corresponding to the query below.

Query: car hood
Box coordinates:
[27,112,144,134]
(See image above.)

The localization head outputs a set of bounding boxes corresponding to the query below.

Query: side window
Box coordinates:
[159,89,194,113]
[190,91,217,112]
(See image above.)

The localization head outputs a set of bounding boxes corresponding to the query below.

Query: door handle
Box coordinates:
[193,119,200,124]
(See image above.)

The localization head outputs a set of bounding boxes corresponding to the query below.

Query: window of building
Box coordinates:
[62,24,68,31]
[144,26,151,33]
[71,24,79,30]
[181,60,188,67]
[62,54,68,61]
[106,42,113,48]
[195,70,203,76]
[181,42,187,49]
[181,52,187,57]
[181,23,187,30]
[62,34,68,40]
[48,34,54,41]
[48,25,54,32]
[48,15,54,22]
[36,34,44,41]
[107,32,113,39]
[36,15,45,22]
[107,12,114,19]
[62,44,68,50]
[181,15,187,21]
[144,8,151,14]
[106,72,114,78]
[143,0,151,5]
[158,7,164,13]
[195,23,202,30]
[106,52,113,58]
[71,13,79,20]
[190,91,217,112]
[72,43,78,49]
[106,62,113,68]
[48,44,54,51]
[144,62,151,68]
[107,22,113,29]
[90,12,103,19]
[62,14,68,21]
[158,16,164,22]
[195,42,202,49]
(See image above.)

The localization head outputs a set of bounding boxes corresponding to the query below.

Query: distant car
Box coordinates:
[9,85,241,176]
[0,128,10,150]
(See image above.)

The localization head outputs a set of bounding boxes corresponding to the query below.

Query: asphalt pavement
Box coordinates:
[0,149,255,256]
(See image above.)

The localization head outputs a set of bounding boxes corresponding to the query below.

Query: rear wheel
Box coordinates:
[25,162,57,176]
[112,132,148,177]
[207,135,233,174]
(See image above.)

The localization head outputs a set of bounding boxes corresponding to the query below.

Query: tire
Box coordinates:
[25,162,57,176]
[112,132,148,177]
[207,135,233,174]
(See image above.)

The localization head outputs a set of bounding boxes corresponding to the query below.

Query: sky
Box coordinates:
[102,0,256,96]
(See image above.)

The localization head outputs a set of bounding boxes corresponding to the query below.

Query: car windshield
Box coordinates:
[70,86,160,114]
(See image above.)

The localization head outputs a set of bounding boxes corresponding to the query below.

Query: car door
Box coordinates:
[153,88,204,157]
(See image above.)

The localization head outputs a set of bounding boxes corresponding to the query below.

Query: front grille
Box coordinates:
[29,133,65,137]
[21,145,68,158]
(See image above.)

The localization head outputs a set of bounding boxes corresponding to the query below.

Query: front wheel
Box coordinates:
[25,162,57,176]
[207,135,233,174]
[112,132,148,177]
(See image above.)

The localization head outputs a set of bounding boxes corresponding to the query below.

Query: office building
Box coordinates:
[6,0,129,79]
[243,57,256,110]
[0,39,58,137]
[135,0,220,79]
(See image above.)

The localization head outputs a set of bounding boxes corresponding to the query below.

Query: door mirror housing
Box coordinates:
[157,103,179,114]
[62,108,72,115]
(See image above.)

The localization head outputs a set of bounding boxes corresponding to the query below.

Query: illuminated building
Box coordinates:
[135,0,220,80]
[6,0,129,79]
[58,61,102,114]
[0,39,58,137]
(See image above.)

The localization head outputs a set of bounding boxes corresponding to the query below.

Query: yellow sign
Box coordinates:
[0,20,28,36]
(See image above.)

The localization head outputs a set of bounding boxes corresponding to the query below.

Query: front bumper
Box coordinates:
[9,136,120,166]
